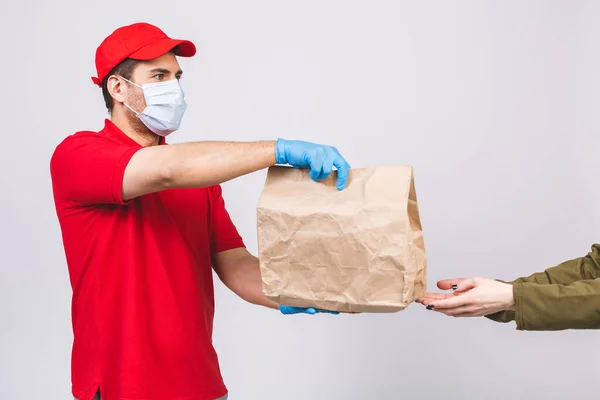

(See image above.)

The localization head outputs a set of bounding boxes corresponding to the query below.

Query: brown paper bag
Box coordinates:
[256,165,426,313]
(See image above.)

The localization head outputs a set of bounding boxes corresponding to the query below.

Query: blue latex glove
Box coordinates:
[275,139,351,190]
[279,305,340,315]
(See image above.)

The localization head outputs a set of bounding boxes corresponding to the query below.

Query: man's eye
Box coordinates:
[153,74,164,80]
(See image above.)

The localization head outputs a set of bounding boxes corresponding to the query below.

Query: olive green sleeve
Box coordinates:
[486,244,600,327]
[510,278,600,330]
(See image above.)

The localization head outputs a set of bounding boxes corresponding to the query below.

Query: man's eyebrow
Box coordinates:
[148,68,183,75]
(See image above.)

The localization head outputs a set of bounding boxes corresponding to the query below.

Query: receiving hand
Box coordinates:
[417,277,515,317]
[279,305,339,315]
[275,139,351,190]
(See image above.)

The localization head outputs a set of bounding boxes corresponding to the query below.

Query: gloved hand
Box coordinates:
[275,139,351,190]
[279,305,340,315]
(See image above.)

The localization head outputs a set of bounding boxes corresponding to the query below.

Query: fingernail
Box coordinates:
[426,305,434,310]
[451,285,458,290]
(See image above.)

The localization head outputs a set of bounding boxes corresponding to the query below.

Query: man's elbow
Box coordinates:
[151,147,178,190]
[159,163,176,190]
[122,161,176,200]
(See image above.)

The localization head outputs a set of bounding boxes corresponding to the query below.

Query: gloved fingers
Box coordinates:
[333,156,351,190]
[279,306,300,314]
[308,148,325,181]
[279,305,317,315]
[316,309,340,314]
[279,306,339,315]
[316,150,336,181]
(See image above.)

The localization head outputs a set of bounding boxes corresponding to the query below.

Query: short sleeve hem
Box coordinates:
[110,147,142,205]
[212,238,245,255]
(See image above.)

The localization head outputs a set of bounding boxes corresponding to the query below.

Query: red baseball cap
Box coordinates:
[92,22,196,86]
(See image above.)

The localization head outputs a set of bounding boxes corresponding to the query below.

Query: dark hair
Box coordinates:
[100,47,180,112]
[101,58,140,112]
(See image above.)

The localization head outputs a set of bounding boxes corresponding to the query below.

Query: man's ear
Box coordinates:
[107,75,126,104]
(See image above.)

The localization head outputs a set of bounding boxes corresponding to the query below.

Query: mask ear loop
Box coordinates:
[119,76,142,89]
[123,102,141,116]
[118,76,143,115]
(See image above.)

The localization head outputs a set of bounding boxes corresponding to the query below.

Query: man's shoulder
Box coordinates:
[51,125,116,160]
[54,129,105,150]
[49,126,116,181]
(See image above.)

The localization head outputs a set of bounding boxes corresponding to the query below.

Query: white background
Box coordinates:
[1,1,599,399]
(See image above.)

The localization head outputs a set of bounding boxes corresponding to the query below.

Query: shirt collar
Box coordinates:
[101,119,166,147]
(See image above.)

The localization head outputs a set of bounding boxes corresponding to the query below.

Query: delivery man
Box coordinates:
[418,244,600,330]
[50,22,347,400]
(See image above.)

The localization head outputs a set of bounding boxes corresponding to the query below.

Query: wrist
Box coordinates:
[275,138,287,164]
[505,283,516,311]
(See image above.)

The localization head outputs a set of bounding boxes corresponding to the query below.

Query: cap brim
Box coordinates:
[130,38,196,60]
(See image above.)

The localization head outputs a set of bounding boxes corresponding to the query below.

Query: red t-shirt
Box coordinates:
[50,119,245,400]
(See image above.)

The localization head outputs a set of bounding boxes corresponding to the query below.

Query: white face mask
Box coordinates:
[121,77,187,137]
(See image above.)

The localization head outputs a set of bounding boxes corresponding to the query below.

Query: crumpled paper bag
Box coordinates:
[257,165,426,313]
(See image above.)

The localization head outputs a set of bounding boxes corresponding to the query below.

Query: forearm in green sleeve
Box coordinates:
[486,244,600,324]
[512,278,600,330]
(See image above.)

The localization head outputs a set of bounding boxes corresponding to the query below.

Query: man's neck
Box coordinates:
[111,111,159,147]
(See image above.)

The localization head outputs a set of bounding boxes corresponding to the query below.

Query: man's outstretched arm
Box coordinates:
[123,141,276,200]
[123,139,351,201]
[52,137,350,206]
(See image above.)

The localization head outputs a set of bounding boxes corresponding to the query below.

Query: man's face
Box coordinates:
[121,52,183,133]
